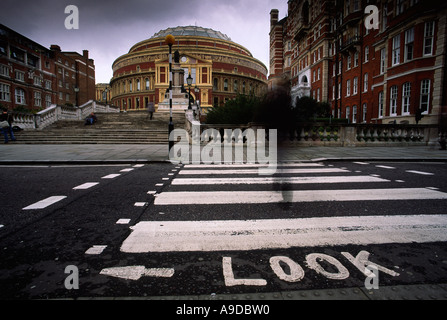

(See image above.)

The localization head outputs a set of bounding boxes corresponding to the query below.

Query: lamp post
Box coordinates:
[186,73,193,110]
[74,86,79,107]
[165,34,175,151]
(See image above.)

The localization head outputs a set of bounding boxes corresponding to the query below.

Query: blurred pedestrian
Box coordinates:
[0,109,16,144]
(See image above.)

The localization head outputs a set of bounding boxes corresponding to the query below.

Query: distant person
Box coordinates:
[85,112,97,125]
[0,109,16,144]
[148,103,155,120]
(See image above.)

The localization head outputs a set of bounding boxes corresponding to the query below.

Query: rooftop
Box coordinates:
[150,26,231,41]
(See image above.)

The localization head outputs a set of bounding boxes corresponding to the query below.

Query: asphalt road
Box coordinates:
[1,161,447,301]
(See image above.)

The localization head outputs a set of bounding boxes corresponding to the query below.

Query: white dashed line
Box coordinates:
[102,174,121,179]
[116,219,131,224]
[376,165,396,169]
[22,196,67,210]
[134,202,148,207]
[85,245,107,255]
[73,182,99,190]
[120,168,134,172]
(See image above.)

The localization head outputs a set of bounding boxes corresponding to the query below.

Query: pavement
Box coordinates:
[2,143,447,301]
[0,143,447,164]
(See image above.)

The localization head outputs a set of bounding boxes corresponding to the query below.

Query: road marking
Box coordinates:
[102,174,121,179]
[147,191,157,195]
[154,188,447,205]
[353,162,369,165]
[155,183,164,186]
[133,164,145,168]
[120,214,447,253]
[85,245,107,255]
[172,176,389,185]
[116,219,131,224]
[375,165,396,169]
[178,168,349,175]
[73,182,99,190]
[184,163,324,168]
[22,196,67,210]
[0,225,4,229]
[406,170,434,176]
[120,168,134,172]
[100,266,175,280]
[134,202,148,207]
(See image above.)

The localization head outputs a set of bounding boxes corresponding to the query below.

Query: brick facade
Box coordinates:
[269,0,447,124]
[0,24,95,112]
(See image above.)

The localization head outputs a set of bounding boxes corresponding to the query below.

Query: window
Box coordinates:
[378,91,384,118]
[136,79,140,91]
[354,51,359,67]
[364,46,369,62]
[402,82,411,114]
[317,88,320,102]
[224,79,228,91]
[34,91,41,107]
[233,80,238,92]
[213,78,218,91]
[129,80,132,92]
[0,64,10,77]
[362,103,367,122]
[45,94,51,108]
[352,105,357,123]
[0,83,10,101]
[390,86,398,116]
[353,77,358,95]
[396,0,404,15]
[346,79,351,97]
[347,55,351,70]
[15,88,26,104]
[363,73,368,92]
[145,78,150,90]
[15,71,25,82]
[45,80,52,90]
[420,79,430,113]
[380,48,386,74]
[392,35,400,65]
[424,21,435,56]
[346,106,350,122]
[405,28,414,61]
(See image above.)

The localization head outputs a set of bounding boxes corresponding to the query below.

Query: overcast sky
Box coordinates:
[0,0,289,83]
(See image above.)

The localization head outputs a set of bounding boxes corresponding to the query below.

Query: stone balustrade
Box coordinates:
[11,100,120,130]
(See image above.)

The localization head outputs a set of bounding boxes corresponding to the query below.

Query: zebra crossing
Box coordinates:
[120,162,447,254]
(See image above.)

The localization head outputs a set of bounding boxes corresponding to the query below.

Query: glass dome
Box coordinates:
[150,26,231,41]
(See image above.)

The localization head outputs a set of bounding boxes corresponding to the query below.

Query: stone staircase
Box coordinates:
[14,111,187,144]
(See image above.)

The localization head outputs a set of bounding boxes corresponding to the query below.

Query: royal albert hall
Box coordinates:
[110,26,268,113]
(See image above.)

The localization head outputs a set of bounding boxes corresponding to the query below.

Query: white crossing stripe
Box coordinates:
[179,168,349,175]
[100,266,174,280]
[172,175,389,185]
[154,188,447,205]
[85,245,107,255]
[73,182,99,190]
[22,196,67,210]
[184,163,324,168]
[120,214,447,253]
[376,165,396,169]
[406,170,434,176]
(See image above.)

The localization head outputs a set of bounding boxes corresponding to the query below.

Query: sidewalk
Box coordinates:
[0,144,446,164]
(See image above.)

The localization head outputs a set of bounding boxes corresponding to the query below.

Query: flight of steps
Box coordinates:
[14,111,187,144]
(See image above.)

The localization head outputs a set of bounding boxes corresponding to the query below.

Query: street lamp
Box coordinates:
[165,34,175,151]
[186,73,193,110]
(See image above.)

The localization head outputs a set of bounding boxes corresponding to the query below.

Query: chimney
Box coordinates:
[83,50,89,59]
[270,9,279,27]
[50,44,61,52]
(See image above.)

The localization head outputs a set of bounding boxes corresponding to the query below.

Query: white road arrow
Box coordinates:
[100,266,174,280]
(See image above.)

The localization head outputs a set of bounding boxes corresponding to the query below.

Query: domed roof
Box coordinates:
[150,26,231,41]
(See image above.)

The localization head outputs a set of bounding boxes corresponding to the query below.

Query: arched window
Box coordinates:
[145,78,150,90]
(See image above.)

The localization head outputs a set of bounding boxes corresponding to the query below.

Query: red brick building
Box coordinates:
[269,0,447,124]
[0,24,95,112]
